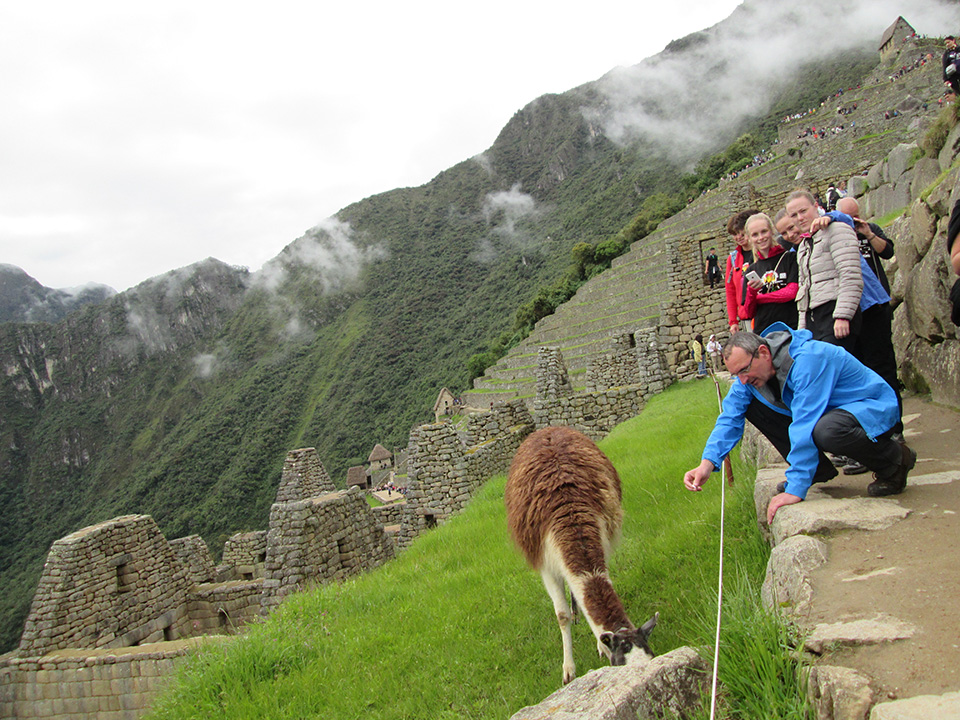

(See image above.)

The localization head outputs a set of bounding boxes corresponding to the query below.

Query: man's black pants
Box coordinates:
[745,400,902,483]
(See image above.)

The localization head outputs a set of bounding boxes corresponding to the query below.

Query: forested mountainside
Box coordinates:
[0,0,905,652]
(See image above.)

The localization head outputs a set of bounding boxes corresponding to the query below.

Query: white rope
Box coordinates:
[708,375,727,720]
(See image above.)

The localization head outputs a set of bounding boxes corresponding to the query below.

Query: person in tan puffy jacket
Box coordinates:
[784,189,863,353]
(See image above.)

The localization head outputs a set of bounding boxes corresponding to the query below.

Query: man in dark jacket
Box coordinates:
[682,325,915,524]
[944,36,960,95]
[836,196,894,294]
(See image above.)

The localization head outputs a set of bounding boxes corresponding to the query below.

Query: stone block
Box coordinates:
[807,665,878,720]
[886,143,919,182]
[870,691,960,719]
[509,646,708,720]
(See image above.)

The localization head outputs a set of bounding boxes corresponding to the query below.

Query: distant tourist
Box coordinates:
[704,248,721,288]
[689,334,707,378]
[682,327,915,524]
[706,334,722,374]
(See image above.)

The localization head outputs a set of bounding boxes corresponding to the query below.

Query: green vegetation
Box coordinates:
[921,102,960,158]
[148,383,811,720]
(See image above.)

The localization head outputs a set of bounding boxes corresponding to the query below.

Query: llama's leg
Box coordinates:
[569,586,579,623]
[541,569,576,684]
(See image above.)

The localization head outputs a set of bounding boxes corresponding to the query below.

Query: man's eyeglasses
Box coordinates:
[731,348,759,379]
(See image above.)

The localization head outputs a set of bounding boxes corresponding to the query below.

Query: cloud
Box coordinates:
[252,217,387,295]
[588,0,960,163]
[250,218,388,339]
[192,353,219,379]
[471,184,546,264]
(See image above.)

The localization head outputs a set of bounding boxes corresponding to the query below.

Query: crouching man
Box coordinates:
[682,323,916,524]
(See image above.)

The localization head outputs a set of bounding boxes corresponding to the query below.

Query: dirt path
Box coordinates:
[805,394,960,699]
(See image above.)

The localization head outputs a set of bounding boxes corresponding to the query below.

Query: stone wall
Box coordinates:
[396,404,534,550]
[168,535,215,584]
[219,530,268,581]
[861,136,960,409]
[274,447,336,504]
[531,335,668,438]
[1,640,201,720]
[371,501,405,527]
[186,581,263,634]
[260,487,395,613]
[17,515,193,658]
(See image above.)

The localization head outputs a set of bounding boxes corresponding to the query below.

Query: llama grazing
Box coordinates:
[505,425,658,684]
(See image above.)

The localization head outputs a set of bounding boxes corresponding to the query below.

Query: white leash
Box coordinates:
[708,374,730,720]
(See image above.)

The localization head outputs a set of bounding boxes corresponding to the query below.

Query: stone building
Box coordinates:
[346,464,369,489]
[879,17,916,61]
[433,387,457,421]
[17,515,194,658]
[368,443,393,472]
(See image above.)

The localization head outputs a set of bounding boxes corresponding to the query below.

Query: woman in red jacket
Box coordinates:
[724,209,758,332]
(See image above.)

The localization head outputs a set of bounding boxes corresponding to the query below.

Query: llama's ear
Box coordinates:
[640,612,659,636]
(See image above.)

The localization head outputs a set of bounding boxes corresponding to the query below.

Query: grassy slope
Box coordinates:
[149,381,787,720]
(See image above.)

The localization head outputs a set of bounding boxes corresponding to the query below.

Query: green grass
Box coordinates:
[148,381,809,720]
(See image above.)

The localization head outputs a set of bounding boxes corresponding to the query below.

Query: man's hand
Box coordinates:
[683,459,715,492]
[809,216,832,233]
[834,318,850,338]
[766,492,802,524]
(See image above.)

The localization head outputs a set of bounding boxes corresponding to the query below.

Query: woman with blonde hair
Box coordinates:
[739,212,799,333]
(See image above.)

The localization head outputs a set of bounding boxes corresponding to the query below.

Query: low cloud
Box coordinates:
[253,217,387,295]
[588,0,960,163]
[474,184,546,264]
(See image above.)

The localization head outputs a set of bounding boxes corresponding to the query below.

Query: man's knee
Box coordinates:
[812,409,861,450]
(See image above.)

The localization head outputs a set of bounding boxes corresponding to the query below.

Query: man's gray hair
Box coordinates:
[722,331,769,361]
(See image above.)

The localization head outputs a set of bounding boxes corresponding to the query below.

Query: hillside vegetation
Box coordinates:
[149,382,810,720]
[0,12,884,653]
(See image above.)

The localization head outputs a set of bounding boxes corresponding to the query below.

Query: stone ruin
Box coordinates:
[534,327,666,439]
[0,447,396,720]
[1,333,668,718]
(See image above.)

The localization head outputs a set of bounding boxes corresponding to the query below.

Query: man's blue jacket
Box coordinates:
[702,323,899,499]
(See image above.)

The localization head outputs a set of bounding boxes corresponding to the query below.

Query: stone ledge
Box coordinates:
[870,690,960,719]
[805,614,918,655]
[509,646,708,720]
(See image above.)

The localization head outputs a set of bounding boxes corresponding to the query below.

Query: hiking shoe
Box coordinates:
[842,459,869,475]
[867,442,917,497]
[829,454,848,467]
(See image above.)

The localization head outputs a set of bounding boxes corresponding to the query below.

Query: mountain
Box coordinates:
[1,0,952,652]
[0,264,115,324]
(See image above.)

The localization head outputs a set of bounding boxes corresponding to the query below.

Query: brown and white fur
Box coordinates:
[505,426,658,684]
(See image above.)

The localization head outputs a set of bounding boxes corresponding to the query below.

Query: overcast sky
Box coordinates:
[1,1,752,292]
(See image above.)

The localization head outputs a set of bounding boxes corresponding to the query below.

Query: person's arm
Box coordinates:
[725,254,739,330]
[755,282,798,304]
[952,234,960,276]
[829,224,864,328]
[700,382,754,473]
[863,223,893,258]
[948,199,960,276]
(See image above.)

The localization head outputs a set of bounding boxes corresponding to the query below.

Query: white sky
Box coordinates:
[0,1,745,292]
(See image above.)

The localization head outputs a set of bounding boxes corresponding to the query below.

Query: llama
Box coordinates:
[505,425,658,684]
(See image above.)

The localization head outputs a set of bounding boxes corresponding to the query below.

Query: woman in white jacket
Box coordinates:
[785,189,863,352]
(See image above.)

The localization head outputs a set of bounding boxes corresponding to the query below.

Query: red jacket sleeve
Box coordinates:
[725,254,739,325]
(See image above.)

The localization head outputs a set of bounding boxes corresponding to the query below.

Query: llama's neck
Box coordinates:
[573,572,632,634]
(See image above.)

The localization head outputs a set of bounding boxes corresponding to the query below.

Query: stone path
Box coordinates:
[760,395,960,718]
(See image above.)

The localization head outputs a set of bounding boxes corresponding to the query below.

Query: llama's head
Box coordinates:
[599,612,658,667]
